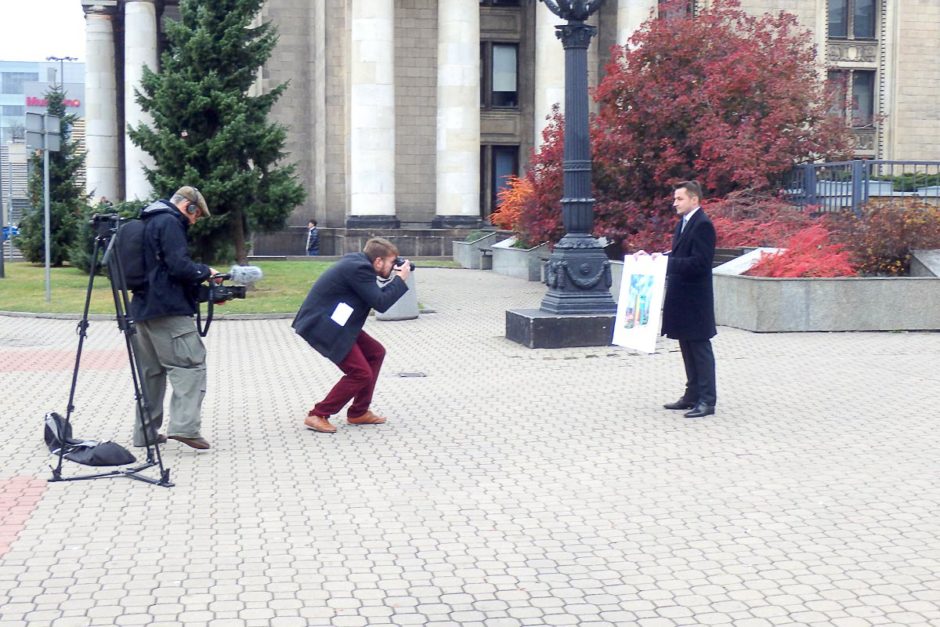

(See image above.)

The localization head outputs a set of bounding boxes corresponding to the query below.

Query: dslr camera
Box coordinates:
[394,256,415,271]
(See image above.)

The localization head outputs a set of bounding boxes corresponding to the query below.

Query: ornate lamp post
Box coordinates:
[538,0,615,315]
[506,0,615,348]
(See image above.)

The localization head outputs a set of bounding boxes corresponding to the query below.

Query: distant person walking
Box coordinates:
[306,219,320,256]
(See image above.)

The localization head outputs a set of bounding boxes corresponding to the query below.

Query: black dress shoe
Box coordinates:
[664,399,696,410]
[684,403,715,418]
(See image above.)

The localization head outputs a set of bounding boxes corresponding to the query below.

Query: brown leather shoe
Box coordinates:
[304,414,337,433]
[168,435,211,450]
[347,410,387,425]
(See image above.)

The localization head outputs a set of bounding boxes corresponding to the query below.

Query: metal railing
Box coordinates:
[785,160,940,216]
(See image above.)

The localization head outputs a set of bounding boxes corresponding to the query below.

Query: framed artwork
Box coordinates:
[612,254,668,353]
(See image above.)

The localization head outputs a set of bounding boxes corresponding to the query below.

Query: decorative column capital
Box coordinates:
[81,1,118,16]
[555,22,598,49]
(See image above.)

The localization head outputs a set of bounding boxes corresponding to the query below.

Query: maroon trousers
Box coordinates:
[311,331,386,419]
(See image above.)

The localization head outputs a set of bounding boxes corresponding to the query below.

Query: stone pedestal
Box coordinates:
[506,309,615,348]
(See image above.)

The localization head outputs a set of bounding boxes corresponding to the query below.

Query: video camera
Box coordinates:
[198,278,246,305]
[197,265,263,305]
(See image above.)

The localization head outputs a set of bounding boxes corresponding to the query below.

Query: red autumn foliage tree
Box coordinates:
[494,0,851,252]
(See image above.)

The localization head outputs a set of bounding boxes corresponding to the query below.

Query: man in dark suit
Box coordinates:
[661,181,717,418]
[292,238,411,433]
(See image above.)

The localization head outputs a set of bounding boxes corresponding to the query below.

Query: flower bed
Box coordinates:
[713,249,940,332]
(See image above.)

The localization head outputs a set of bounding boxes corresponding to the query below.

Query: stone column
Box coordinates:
[534,2,565,148]
[347,0,398,228]
[83,3,120,201]
[123,0,158,200]
[617,0,657,47]
[432,0,480,228]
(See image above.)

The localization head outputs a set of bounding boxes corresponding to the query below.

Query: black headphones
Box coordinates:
[185,187,202,214]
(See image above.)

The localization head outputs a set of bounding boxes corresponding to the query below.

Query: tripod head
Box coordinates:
[90,213,122,241]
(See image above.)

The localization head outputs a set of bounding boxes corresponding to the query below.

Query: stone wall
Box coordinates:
[252,227,475,257]
[891,2,940,161]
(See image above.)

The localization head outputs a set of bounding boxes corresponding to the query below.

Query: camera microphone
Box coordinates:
[228,265,264,286]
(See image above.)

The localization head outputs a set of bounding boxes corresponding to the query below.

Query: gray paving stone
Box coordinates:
[2,268,940,626]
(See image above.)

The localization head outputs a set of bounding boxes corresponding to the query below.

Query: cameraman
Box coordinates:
[130,186,217,450]
[293,237,411,434]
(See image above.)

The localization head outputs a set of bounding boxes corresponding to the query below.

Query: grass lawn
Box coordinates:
[0,259,458,315]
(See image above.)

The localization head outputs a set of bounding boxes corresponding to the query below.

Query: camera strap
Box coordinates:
[195,300,213,337]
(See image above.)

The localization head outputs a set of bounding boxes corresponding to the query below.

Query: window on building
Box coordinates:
[480,145,519,218]
[1,105,25,118]
[2,72,39,94]
[658,0,693,19]
[828,69,875,128]
[480,42,519,109]
[828,0,876,40]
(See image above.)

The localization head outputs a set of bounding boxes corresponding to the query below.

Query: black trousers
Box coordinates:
[679,339,716,406]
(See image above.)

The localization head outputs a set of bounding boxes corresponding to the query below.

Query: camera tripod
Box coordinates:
[49,214,173,487]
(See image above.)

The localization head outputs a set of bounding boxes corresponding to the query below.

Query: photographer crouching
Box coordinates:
[130,186,218,450]
[293,238,412,434]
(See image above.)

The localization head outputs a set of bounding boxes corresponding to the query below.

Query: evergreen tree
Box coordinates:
[129,0,305,263]
[15,87,88,266]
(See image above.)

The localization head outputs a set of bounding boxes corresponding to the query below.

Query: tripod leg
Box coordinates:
[53,236,104,482]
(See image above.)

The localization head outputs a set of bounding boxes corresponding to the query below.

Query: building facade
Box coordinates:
[80,0,940,250]
[1,60,86,232]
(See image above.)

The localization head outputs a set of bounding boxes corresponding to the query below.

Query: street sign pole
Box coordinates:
[26,112,60,302]
[44,146,51,301]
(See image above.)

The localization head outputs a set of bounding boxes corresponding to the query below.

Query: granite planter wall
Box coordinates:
[453,232,499,270]
[713,250,940,332]
[491,237,548,281]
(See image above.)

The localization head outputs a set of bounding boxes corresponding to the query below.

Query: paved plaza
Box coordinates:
[1,267,939,626]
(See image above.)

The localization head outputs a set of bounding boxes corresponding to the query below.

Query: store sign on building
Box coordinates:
[23,82,85,116]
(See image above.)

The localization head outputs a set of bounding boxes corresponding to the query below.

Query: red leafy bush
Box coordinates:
[707,191,815,248]
[746,223,856,277]
[826,199,940,276]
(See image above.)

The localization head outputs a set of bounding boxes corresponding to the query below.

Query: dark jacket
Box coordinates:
[292,252,409,364]
[306,226,320,252]
[661,208,717,341]
[130,200,212,322]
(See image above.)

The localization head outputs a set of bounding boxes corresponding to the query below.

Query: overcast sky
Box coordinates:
[0,1,86,63]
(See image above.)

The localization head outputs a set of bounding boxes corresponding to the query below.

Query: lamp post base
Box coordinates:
[506,308,615,348]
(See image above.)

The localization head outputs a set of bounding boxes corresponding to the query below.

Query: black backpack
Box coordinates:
[111,219,148,291]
